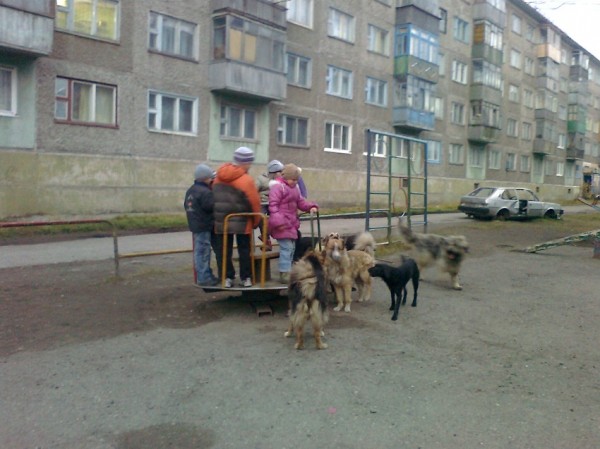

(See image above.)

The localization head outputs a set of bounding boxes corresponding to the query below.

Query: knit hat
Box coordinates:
[233,146,255,164]
[281,163,301,180]
[194,163,215,181]
[267,159,284,173]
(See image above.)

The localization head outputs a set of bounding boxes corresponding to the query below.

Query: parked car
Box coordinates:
[458,187,564,220]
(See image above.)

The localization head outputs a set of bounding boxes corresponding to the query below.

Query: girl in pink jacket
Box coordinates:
[268,164,318,284]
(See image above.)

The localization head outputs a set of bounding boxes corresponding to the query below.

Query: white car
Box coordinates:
[458,187,564,220]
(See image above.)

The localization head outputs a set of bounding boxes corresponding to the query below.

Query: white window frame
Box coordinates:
[326,65,353,99]
[520,155,530,172]
[56,0,120,40]
[54,77,117,126]
[522,122,532,140]
[367,24,389,56]
[219,103,257,140]
[278,114,309,147]
[426,140,441,163]
[365,77,388,107]
[451,60,468,84]
[147,90,197,135]
[449,143,464,164]
[511,13,521,35]
[433,97,444,119]
[286,0,313,29]
[328,8,355,42]
[286,53,312,88]
[556,161,564,177]
[510,49,521,69]
[325,121,351,153]
[488,149,501,169]
[148,12,197,60]
[507,118,518,137]
[0,66,17,116]
[451,101,465,125]
[506,153,516,171]
[508,84,519,103]
[453,17,469,43]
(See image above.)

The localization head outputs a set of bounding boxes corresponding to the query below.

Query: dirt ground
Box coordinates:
[1,219,599,449]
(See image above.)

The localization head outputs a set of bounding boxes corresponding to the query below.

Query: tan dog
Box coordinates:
[398,218,468,290]
[284,252,329,350]
[322,235,374,312]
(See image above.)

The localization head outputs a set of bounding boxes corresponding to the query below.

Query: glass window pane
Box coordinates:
[95,85,114,124]
[229,108,241,136]
[244,110,255,138]
[161,96,175,130]
[73,0,92,34]
[162,18,176,53]
[97,0,117,39]
[179,99,193,132]
[72,82,92,121]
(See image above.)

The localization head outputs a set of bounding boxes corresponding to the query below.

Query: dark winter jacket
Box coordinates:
[213,163,261,234]
[184,181,214,233]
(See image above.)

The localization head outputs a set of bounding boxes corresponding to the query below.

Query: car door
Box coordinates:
[500,188,520,216]
[518,188,544,217]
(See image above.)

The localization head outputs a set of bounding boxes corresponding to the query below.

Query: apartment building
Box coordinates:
[1,0,599,218]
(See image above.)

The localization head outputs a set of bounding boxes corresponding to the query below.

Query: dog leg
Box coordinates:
[284,321,294,338]
[389,291,396,311]
[343,284,352,313]
[295,324,305,350]
[332,284,344,312]
[450,273,462,290]
[391,287,402,321]
[411,276,419,307]
[313,327,327,349]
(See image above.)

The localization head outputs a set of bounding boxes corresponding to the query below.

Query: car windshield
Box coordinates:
[469,187,496,198]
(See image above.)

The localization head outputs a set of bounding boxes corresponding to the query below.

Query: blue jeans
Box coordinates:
[193,232,216,284]
[278,238,296,274]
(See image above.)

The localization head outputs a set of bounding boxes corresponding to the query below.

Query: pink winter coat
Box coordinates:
[268,178,317,240]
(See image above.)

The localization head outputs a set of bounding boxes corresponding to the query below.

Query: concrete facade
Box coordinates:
[1,0,599,219]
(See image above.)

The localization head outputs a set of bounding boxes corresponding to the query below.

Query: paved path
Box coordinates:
[0,206,591,269]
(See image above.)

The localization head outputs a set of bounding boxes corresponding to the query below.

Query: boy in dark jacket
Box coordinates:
[184,164,219,286]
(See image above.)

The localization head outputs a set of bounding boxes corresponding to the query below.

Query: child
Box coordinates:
[268,163,318,284]
[184,163,219,286]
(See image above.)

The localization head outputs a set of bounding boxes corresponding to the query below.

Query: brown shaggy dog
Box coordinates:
[284,252,329,350]
[322,235,375,312]
[323,231,376,257]
[398,218,468,290]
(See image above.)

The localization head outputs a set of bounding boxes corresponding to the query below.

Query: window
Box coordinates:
[148,91,197,134]
[524,89,534,108]
[449,143,464,164]
[510,49,521,69]
[473,21,503,50]
[438,53,445,76]
[451,60,468,84]
[524,57,535,76]
[453,17,469,43]
[451,101,465,125]
[55,0,119,40]
[396,77,434,111]
[520,155,530,172]
[426,140,441,163]
[507,118,518,137]
[439,8,447,34]
[558,133,566,149]
[488,149,501,169]
[469,147,483,168]
[526,23,535,41]
[558,105,567,121]
[470,101,501,128]
[367,24,389,55]
[326,66,353,99]
[556,161,564,177]
[472,60,502,89]
[220,103,256,140]
[287,53,311,88]
[328,8,355,42]
[366,133,388,158]
[508,84,519,102]
[148,12,197,59]
[433,97,444,119]
[395,26,439,64]
[365,77,387,107]
[506,153,516,171]
[212,16,285,72]
[325,122,351,153]
[286,0,313,28]
[522,122,532,140]
[511,14,521,35]
[278,114,308,146]
[0,66,17,116]
[54,77,116,125]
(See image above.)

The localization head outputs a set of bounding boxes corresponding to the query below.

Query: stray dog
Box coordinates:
[323,231,376,257]
[369,257,419,321]
[398,218,468,290]
[323,235,374,312]
[293,230,320,262]
[284,252,329,349]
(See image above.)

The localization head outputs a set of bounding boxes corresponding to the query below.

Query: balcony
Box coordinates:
[565,148,584,160]
[209,60,286,101]
[0,0,54,56]
[473,1,506,27]
[211,0,286,28]
[394,55,439,83]
[392,107,435,131]
[468,124,500,144]
[533,138,556,156]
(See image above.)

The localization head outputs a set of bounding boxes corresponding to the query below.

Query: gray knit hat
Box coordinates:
[194,163,215,181]
[267,159,284,173]
[233,146,255,164]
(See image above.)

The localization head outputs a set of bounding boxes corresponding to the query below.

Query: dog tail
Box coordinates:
[398,217,417,244]
[304,253,328,311]
[352,231,376,257]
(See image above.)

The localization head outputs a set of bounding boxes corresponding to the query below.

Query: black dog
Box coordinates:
[293,230,320,262]
[368,257,419,321]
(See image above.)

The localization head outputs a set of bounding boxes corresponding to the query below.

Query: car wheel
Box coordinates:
[544,210,557,219]
[496,209,510,221]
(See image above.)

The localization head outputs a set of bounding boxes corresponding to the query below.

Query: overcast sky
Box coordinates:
[526,0,600,61]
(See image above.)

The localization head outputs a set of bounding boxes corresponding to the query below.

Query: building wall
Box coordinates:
[1,0,599,219]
